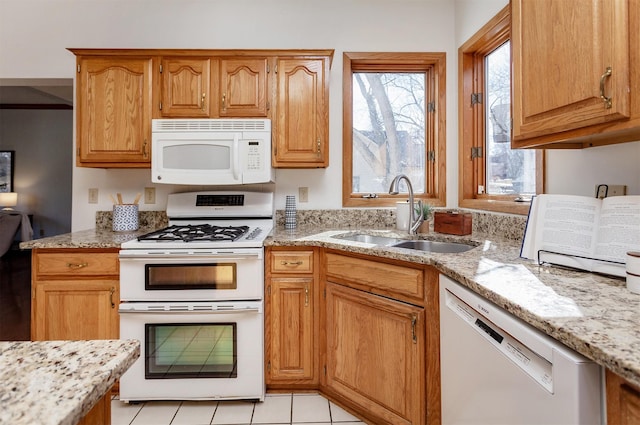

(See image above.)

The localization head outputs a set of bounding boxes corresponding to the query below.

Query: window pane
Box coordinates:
[352,72,426,194]
[485,41,536,195]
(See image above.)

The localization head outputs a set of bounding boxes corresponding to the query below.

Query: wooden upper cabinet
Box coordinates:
[159,57,212,117]
[273,57,330,168]
[218,58,269,117]
[512,0,640,148]
[75,56,153,167]
[70,49,333,167]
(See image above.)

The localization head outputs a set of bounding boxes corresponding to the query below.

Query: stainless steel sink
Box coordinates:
[391,240,475,253]
[332,233,400,245]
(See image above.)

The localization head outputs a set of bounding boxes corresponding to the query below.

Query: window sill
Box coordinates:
[459,198,531,215]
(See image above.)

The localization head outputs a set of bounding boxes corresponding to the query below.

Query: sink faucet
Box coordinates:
[389,174,424,235]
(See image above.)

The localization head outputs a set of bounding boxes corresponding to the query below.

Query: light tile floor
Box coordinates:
[112,393,367,425]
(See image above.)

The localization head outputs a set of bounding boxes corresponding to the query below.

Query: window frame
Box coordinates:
[342,52,446,208]
[458,6,544,215]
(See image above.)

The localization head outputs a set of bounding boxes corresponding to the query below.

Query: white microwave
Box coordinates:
[151,118,274,185]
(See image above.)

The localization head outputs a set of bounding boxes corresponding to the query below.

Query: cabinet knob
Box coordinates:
[222,93,226,111]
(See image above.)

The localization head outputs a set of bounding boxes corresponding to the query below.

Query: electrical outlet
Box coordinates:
[144,187,156,204]
[88,188,99,204]
[595,184,627,199]
[299,187,309,203]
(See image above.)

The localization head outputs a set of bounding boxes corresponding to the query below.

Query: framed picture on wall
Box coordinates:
[0,151,14,193]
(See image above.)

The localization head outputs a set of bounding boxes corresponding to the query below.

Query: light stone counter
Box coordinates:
[17,209,640,389]
[0,339,140,425]
[266,224,640,389]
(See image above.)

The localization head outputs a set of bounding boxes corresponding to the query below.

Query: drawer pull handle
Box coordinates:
[109,287,116,309]
[281,260,303,266]
[599,66,612,109]
[411,315,417,344]
[67,262,88,269]
[304,284,309,307]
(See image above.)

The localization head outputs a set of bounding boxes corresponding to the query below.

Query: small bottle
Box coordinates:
[285,195,297,230]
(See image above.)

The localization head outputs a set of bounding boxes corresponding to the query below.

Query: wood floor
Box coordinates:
[0,248,31,341]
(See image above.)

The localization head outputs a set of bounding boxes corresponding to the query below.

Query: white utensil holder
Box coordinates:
[113,204,139,232]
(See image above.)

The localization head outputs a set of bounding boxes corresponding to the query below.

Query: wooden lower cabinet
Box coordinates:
[265,248,319,389]
[267,277,315,383]
[324,281,426,425]
[78,391,111,425]
[31,248,120,341]
[607,369,640,424]
[265,247,439,424]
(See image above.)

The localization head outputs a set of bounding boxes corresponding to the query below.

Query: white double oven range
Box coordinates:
[118,191,273,402]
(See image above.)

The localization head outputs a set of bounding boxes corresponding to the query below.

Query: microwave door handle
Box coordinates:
[232,133,240,182]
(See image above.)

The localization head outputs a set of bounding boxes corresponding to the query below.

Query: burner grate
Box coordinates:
[137,224,250,243]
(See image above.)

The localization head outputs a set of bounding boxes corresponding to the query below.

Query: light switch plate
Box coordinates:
[299,187,309,203]
[144,187,156,204]
[88,188,98,204]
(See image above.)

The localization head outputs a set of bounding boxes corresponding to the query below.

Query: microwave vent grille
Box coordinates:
[153,119,270,132]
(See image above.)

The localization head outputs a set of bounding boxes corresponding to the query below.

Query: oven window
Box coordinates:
[145,323,237,379]
[146,263,237,290]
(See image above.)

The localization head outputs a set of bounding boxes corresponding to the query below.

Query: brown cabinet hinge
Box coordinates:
[427,102,435,112]
[471,93,482,105]
[427,151,435,162]
[471,146,483,159]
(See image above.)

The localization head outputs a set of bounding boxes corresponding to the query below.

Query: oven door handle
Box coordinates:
[119,307,262,314]
[119,253,262,262]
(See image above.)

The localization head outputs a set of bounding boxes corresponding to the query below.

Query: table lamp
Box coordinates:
[0,192,18,210]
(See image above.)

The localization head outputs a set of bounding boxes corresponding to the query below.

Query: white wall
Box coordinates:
[1,0,638,232]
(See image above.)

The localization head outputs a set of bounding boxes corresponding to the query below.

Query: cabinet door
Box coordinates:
[273,57,329,168]
[267,277,315,384]
[218,58,268,117]
[607,370,640,424]
[325,282,425,425]
[76,57,153,166]
[160,58,211,117]
[512,0,630,143]
[32,280,119,341]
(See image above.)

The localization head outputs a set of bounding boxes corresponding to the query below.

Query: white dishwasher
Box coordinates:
[439,275,603,424]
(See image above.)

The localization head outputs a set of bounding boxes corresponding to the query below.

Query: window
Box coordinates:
[459,6,544,214]
[343,52,446,207]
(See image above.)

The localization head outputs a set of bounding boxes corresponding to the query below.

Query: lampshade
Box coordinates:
[0,192,18,209]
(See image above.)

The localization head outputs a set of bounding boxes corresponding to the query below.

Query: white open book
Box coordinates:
[520,194,640,277]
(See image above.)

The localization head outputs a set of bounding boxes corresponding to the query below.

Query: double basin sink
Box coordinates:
[332,233,476,254]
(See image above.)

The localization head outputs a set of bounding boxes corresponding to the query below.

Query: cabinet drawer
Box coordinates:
[325,252,424,301]
[271,251,314,274]
[35,252,119,277]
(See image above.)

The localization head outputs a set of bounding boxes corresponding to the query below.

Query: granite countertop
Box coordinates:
[19,227,157,250]
[18,220,640,389]
[267,225,640,389]
[0,339,140,425]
